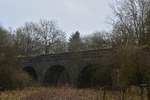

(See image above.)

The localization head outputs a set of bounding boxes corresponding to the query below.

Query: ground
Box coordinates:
[0,86,148,100]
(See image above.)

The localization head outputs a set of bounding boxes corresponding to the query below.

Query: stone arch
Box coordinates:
[23,66,37,80]
[77,64,98,88]
[44,65,70,86]
[77,64,113,88]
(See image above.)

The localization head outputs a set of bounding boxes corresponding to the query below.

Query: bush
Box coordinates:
[0,27,32,90]
[115,45,150,86]
[0,66,31,90]
[0,47,31,90]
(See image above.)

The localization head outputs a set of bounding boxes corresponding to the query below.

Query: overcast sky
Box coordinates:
[0,0,113,36]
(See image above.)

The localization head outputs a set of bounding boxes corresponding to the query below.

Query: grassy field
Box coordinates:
[0,86,148,100]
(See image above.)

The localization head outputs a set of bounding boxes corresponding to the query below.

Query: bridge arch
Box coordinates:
[77,64,113,88]
[77,64,98,88]
[23,66,37,80]
[44,65,70,86]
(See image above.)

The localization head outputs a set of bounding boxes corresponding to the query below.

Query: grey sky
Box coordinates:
[0,0,113,36]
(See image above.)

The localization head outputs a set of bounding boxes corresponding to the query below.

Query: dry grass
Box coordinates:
[0,86,148,100]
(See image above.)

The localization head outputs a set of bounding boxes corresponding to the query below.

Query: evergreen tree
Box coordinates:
[68,31,83,52]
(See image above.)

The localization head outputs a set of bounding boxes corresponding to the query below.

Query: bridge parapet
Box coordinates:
[28,48,114,62]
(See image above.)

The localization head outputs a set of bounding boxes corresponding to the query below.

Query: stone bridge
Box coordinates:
[23,48,115,86]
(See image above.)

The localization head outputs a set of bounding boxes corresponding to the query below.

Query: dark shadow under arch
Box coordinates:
[77,64,112,88]
[44,65,70,86]
[23,66,37,80]
[77,64,98,88]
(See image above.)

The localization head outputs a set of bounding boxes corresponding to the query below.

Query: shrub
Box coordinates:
[0,47,31,90]
[115,45,150,86]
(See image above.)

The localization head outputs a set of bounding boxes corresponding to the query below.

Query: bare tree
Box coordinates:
[35,19,66,54]
[0,26,14,48]
[14,20,67,55]
[14,22,40,56]
[82,31,112,50]
[112,0,150,46]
